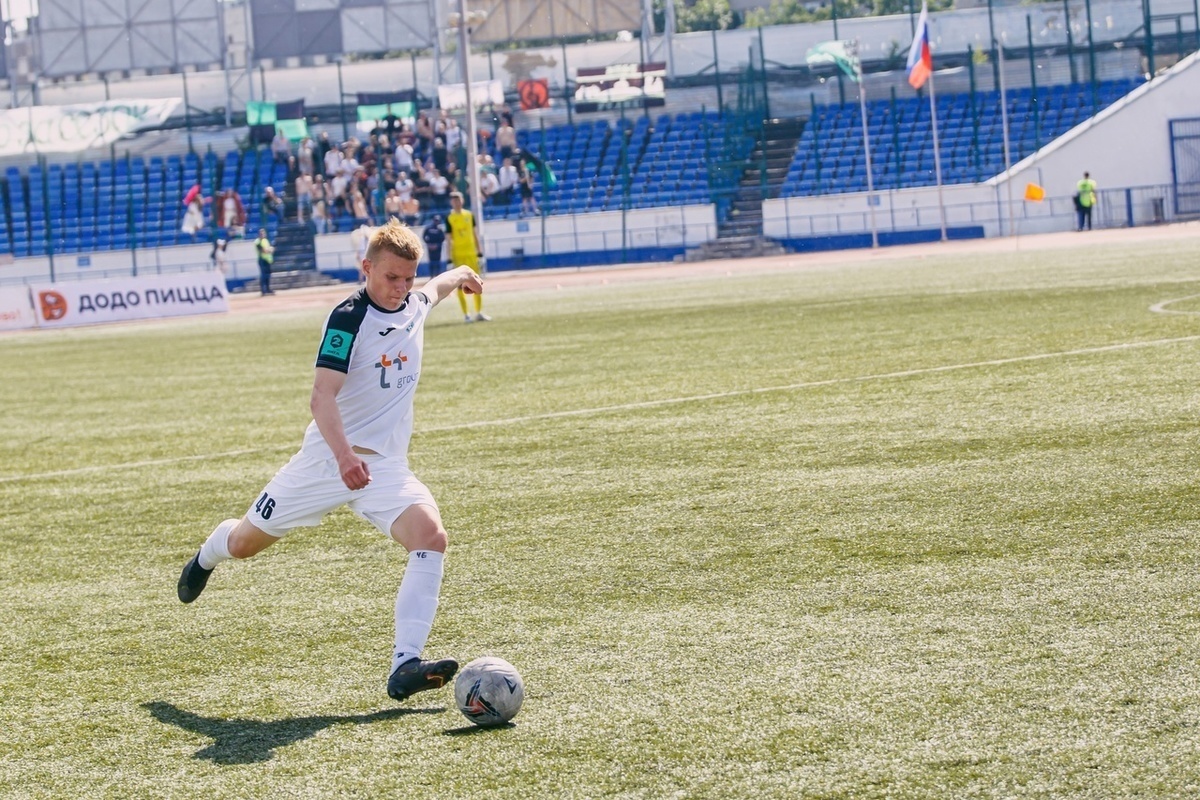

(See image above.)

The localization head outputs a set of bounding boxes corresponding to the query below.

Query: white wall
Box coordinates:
[315,205,716,269]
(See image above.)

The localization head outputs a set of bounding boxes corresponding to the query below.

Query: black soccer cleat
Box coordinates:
[177,551,214,604]
[387,657,459,702]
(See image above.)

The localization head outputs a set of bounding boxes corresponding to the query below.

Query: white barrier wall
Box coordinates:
[0,285,35,330]
[0,242,215,285]
[315,204,718,269]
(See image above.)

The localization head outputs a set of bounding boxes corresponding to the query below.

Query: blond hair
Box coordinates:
[366,218,423,262]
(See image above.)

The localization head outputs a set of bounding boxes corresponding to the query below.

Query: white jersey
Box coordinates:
[301,288,432,462]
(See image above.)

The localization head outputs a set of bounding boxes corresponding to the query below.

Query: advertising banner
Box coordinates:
[574,63,666,113]
[518,79,551,110]
[437,80,505,111]
[30,272,229,329]
[0,98,180,156]
[0,286,35,331]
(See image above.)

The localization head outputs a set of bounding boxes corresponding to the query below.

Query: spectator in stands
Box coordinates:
[445,119,463,153]
[400,194,421,226]
[218,188,246,238]
[1075,171,1098,231]
[395,140,415,174]
[369,169,386,224]
[431,136,448,175]
[384,187,403,220]
[350,186,370,223]
[497,157,519,205]
[314,131,333,172]
[271,130,292,164]
[519,167,538,217]
[395,171,415,203]
[427,167,449,210]
[415,111,434,157]
[495,116,517,162]
[181,195,206,239]
[254,228,275,295]
[324,143,344,179]
[448,163,469,204]
[295,171,314,222]
[396,122,416,150]
[480,169,500,203]
[298,136,315,177]
[311,175,330,234]
[262,186,285,223]
[423,215,446,278]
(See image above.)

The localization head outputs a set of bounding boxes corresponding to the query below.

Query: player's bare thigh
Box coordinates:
[227,518,279,559]
[390,503,447,553]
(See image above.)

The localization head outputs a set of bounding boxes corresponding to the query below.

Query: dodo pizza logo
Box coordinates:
[38,291,68,321]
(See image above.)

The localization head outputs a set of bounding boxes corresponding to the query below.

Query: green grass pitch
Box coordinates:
[3,235,1200,798]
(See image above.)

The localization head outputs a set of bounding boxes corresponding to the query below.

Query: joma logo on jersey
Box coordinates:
[375,351,410,389]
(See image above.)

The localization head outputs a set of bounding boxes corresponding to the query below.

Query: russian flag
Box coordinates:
[906,1,933,90]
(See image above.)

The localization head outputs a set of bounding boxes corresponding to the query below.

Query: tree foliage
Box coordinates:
[741,0,952,29]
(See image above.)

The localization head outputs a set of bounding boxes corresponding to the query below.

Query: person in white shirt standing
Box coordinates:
[497,157,519,205]
[177,220,485,704]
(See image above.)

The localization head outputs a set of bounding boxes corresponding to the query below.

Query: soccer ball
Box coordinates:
[454,656,524,727]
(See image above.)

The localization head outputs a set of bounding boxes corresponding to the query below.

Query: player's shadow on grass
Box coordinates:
[143,700,443,765]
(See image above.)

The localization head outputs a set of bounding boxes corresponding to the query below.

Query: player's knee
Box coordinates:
[227,520,277,559]
[412,525,448,554]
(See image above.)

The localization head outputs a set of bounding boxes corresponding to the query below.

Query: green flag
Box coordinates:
[246,100,277,125]
[806,40,861,82]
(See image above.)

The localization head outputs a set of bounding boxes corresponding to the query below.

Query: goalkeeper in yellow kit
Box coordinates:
[445,192,490,322]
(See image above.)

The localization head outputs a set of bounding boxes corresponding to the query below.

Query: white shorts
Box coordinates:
[246,450,437,537]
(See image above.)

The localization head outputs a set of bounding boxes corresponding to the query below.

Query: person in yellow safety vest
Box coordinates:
[445,192,490,322]
[1075,171,1098,232]
[255,228,275,295]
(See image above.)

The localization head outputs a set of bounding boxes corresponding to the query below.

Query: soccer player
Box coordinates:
[446,191,490,323]
[177,219,485,703]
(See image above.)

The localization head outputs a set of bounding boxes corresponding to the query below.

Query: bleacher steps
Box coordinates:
[717,117,806,240]
[270,220,318,272]
[682,235,787,262]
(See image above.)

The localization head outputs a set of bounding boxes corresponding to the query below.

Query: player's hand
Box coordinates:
[338,453,371,491]
[459,268,484,295]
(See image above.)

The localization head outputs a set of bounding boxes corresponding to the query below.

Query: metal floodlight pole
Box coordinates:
[997,38,1015,238]
[453,0,486,271]
[852,42,878,249]
[216,0,233,127]
[336,59,349,142]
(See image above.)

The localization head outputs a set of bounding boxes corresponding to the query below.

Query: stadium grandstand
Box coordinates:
[0,0,1197,304]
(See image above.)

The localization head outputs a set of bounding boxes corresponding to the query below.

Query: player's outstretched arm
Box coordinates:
[422,265,484,307]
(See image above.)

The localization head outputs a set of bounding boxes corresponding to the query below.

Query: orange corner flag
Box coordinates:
[1024,183,1045,202]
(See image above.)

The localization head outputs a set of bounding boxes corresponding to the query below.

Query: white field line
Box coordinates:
[4,334,1200,485]
[1149,294,1200,315]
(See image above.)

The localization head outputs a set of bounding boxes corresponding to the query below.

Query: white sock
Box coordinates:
[391,550,445,673]
[197,518,238,570]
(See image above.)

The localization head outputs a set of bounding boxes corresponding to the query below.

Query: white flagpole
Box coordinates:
[927,66,948,241]
[853,41,879,249]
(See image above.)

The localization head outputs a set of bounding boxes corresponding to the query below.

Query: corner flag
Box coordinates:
[906,1,933,90]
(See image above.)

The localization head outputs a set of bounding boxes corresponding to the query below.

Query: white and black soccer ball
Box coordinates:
[454,656,524,727]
